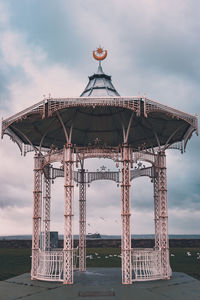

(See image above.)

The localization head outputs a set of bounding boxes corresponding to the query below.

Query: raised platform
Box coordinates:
[1,269,200,300]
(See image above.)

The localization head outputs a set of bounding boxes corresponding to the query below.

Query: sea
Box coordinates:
[0,234,200,240]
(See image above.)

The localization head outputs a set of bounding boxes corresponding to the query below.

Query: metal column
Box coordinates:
[121,144,132,284]
[31,154,43,279]
[79,167,86,272]
[42,165,51,250]
[63,144,74,284]
[153,170,160,250]
[157,151,170,279]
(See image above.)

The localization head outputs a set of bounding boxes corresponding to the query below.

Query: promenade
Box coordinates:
[1,269,200,300]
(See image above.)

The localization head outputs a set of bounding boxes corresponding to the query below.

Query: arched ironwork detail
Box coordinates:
[130,166,155,181]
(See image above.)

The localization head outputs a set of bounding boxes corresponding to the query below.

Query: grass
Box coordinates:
[0,248,31,281]
[0,248,200,281]
[169,248,200,281]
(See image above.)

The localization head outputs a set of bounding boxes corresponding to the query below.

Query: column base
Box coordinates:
[63,281,73,285]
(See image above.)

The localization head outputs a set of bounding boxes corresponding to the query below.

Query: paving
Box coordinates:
[0,269,200,300]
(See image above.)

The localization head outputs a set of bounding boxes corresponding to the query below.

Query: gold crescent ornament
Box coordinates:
[93,47,107,61]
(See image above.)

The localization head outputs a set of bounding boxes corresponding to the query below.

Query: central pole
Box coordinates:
[121,144,132,284]
[63,144,74,284]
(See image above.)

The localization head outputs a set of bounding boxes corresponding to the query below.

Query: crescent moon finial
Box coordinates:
[93,46,107,61]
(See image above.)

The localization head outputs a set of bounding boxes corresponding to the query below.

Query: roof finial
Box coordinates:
[93,46,107,61]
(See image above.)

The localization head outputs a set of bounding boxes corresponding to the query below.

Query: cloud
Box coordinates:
[0,5,84,116]
[0,206,32,235]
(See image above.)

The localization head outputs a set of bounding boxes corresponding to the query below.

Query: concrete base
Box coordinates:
[1,269,200,300]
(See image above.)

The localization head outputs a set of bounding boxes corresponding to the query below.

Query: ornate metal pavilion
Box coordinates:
[2,48,198,284]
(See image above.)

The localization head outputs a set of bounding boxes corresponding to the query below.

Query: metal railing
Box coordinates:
[37,248,78,282]
[131,248,162,281]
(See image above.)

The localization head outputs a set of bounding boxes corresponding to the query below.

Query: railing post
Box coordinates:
[63,144,74,284]
[31,154,43,279]
[79,167,86,272]
[157,151,171,279]
[121,144,132,284]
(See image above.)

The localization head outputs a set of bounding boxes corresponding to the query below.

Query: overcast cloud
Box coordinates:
[0,0,199,235]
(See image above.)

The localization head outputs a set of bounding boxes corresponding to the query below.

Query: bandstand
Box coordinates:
[1,48,198,285]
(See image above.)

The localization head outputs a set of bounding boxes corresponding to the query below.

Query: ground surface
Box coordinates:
[0,248,200,281]
[0,270,200,300]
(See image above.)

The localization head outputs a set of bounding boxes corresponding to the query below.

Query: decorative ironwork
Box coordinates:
[37,250,64,281]
[41,166,51,251]
[63,145,74,284]
[132,249,162,281]
[76,146,120,162]
[144,98,198,128]
[133,151,157,165]
[93,47,108,61]
[48,97,141,117]
[31,154,43,279]
[88,169,120,184]
[153,175,160,250]
[156,152,171,279]
[121,144,132,284]
[78,168,86,272]
[167,141,184,153]
[2,100,45,135]
[43,166,120,184]
[42,149,63,167]
[130,166,155,181]
[43,165,64,180]
[37,248,78,282]
[3,128,23,155]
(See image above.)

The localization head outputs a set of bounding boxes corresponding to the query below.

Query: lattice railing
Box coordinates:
[130,166,155,181]
[144,98,198,129]
[76,146,120,162]
[47,97,141,117]
[37,248,78,282]
[2,100,45,133]
[88,171,120,183]
[133,151,157,165]
[131,249,162,281]
[37,249,64,281]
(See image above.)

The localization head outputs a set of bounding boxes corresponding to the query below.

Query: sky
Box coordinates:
[0,0,199,236]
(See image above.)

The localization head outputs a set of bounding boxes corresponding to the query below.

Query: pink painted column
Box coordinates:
[43,166,51,250]
[63,144,74,284]
[31,154,43,279]
[153,170,160,250]
[79,168,86,272]
[121,144,132,284]
[157,151,171,279]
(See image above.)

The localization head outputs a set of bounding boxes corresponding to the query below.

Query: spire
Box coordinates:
[80,47,120,97]
[96,62,104,75]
